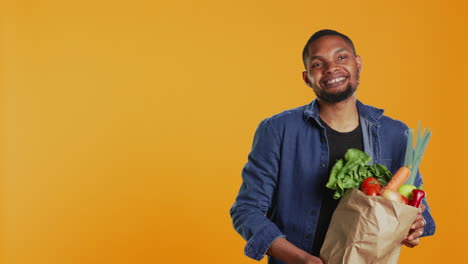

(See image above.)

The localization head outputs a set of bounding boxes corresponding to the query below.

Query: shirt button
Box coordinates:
[305,234,313,239]
[311,210,317,216]
[321,163,326,167]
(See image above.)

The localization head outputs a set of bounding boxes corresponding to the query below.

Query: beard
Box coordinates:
[313,74,360,103]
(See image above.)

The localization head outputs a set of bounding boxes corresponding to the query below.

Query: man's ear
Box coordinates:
[356,55,363,74]
[302,71,311,87]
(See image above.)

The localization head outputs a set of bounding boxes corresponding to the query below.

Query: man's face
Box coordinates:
[302,35,362,103]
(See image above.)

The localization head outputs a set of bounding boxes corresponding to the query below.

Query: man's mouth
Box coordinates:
[323,76,348,88]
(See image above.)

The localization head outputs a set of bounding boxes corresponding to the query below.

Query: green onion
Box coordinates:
[404,121,432,186]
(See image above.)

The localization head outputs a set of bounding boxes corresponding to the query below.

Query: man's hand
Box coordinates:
[403,203,426,248]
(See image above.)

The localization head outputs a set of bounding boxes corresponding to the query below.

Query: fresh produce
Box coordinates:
[326,149,392,199]
[381,166,411,192]
[401,195,409,205]
[402,122,432,186]
[408,189,426,208]
[362,177,381,187]
[360,177,382,196]
[380,122,432,203]
[380,188,405,203]
[327,122,431,202]
[398,184,417,199]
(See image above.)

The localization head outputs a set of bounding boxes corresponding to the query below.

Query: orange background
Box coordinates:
[1,0,467,263]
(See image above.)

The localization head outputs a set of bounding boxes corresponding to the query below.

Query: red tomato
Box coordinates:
[361,177,382,196]
[362,177,381,187]
[362,185,382,196]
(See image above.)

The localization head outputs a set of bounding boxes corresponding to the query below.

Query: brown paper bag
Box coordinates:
[320,189,418,264]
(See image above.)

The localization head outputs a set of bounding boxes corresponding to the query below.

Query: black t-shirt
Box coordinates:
[310,118,364,256]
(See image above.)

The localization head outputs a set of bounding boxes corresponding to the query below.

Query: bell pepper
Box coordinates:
[408,189,426,208]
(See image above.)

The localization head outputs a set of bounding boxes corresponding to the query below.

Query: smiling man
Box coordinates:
[230,29,435,264]
[303,39,360,104]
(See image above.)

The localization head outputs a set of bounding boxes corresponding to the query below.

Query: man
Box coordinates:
[230,29,435,264]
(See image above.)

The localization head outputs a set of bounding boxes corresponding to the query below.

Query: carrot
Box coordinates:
[384,166,411,191]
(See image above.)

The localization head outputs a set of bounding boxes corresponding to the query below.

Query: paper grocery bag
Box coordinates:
[320,189,418,264]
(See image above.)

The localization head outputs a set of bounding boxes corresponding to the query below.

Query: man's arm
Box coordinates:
[267,237,323,264]
[230,118,290,261]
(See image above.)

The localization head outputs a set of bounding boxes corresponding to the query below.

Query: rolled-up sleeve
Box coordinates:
[230,118,285,261]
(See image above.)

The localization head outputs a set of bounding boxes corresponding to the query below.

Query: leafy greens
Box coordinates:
[326,148,392,199]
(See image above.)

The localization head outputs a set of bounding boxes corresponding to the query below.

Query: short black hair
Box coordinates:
[302,29,356,69]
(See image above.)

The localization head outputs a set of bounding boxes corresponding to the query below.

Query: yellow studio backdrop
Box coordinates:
[1,0,467,263]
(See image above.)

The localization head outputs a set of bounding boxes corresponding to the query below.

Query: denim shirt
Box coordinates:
[230,99,436,263]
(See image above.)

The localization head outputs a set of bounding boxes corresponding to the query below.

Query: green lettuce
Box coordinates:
[326,148,392,199]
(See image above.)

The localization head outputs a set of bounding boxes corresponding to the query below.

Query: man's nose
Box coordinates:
[324,62,339,74]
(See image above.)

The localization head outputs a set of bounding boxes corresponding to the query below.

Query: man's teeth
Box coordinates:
[327,77,346,84]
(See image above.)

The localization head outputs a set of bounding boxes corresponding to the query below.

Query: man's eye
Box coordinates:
[312,62,323,68]
[338,55,348,60]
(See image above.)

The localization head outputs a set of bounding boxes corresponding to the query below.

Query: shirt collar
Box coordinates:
[303,98,384,124]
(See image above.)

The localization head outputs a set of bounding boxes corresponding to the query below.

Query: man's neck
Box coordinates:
[317,95,359,133]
